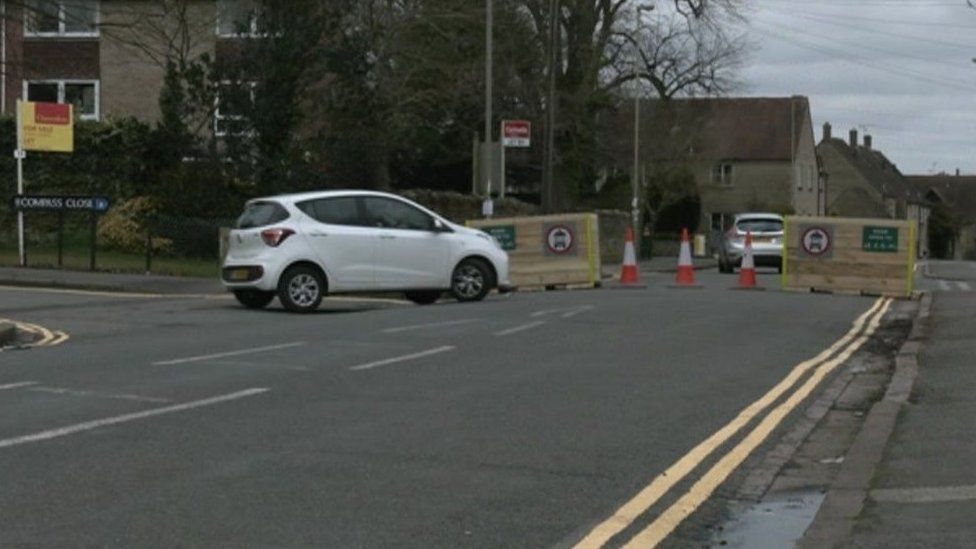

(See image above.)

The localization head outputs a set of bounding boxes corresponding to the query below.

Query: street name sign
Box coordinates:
[12,195,111,213]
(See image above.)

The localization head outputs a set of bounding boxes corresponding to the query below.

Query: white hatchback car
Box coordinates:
[221,190,511,312]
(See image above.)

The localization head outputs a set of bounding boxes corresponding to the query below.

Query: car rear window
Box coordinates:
[736,219,783,233]
[236,201,289,229]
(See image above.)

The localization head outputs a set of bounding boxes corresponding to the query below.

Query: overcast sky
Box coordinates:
[741,0,976,175]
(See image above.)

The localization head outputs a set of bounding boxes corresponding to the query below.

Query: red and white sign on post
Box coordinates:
[501,120,531,148]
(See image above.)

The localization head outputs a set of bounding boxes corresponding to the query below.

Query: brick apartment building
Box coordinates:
[1,0,256,128]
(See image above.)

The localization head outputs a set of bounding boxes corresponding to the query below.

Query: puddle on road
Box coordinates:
[710,490,825,548]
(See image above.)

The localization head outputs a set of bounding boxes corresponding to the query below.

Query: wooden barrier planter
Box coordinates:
[468,213,601,290]
[782,216,916,298]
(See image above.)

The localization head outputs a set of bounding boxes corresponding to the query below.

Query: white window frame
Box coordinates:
[215,0,262,38]
[23,79,100,121]
[24,0,100,38]
[711,163,733,187]
[214,80,256,137]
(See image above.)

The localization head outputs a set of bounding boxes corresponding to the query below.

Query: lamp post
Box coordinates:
[631,61,641,249]
[631,5,653,254]
[482,0,494,218]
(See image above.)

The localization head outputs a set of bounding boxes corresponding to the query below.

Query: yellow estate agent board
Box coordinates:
[19,100,74,152]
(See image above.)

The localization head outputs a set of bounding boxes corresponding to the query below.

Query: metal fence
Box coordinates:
[0,209,233,275]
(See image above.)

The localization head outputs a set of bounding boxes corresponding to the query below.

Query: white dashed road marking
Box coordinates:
[349,346,456,371]
[0,382,37,391]
[153,342,307,365]
[0,388,270,450]
[29,386,171,404]
[382,319,480,333]
[494,321,546,336]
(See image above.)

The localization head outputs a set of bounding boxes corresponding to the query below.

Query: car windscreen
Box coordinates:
[236,201,289,229]
[736,219,783,233]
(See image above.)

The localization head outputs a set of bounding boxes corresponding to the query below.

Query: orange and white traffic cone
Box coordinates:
[734,230,761,290]
[620,226,640,284]
[673,228,699,287]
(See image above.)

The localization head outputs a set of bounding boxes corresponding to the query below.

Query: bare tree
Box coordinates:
[618,3,748,98]
[513,0,745,207]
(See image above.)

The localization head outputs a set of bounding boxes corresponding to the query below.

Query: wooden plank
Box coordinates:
[788,260,906,278]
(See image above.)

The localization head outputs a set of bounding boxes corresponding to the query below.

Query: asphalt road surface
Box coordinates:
[0,269,883,548]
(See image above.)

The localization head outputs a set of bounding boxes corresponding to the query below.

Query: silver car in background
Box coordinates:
[718,213,785,273]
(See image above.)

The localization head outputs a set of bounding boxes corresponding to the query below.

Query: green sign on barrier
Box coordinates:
[482,225,517,251]
[862,226,899,253]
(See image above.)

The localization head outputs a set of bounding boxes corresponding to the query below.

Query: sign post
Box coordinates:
[15,99,24,266]
[500,120,531,202]
[11,195,111,271]
[14,99,75,266]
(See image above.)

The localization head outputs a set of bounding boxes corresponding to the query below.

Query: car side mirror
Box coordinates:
[433,219,452,233]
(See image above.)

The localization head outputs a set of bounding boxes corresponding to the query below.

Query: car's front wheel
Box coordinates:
[277,265,325,313]
[451,258,493,302]
[233,289,275,309]
[405,290,442,305]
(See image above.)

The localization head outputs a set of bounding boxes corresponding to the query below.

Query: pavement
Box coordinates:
[841,260,976,548]
[0,266,223,295]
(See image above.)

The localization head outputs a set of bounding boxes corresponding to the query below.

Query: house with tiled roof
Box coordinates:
[906,173,976,260]
[613,96,821,239]
[817,124,930,258]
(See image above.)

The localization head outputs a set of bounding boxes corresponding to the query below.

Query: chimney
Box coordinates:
[849,129,858,149]
[864,135,872,149]
[957,168,961,176]
[823,122,832,141]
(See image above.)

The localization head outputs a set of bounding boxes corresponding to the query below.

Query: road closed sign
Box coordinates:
[20,101,74,153]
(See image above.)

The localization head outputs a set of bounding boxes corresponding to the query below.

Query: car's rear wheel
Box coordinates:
[451,258,493,302]
[718,259,733,274]
[233,289,275,309]
[405,290,442,305]
[277,265,325,313]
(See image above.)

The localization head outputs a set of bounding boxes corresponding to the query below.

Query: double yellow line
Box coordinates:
[0,317,70,348]
[575,297,892,548]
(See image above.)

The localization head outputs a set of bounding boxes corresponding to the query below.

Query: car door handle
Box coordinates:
[310,231,329,237]
[379,234,396,240]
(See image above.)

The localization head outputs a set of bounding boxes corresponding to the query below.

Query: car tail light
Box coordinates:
[261,228,294,247]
